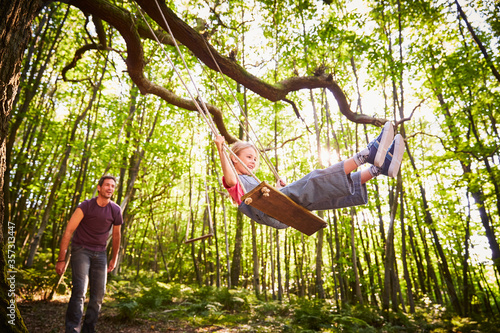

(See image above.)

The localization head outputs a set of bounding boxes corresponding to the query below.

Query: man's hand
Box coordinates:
[55,261,66,276]
[107,258,117,273]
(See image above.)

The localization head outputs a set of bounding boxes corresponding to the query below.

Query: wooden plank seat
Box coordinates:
[241,181,327,236]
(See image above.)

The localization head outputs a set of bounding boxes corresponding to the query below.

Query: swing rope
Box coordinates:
[196,37,281,182]
[135,2,256,189]
[134,1,328,236]
[137,0,281,184]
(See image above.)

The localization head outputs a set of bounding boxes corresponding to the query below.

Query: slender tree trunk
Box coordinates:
[350,208,363,304]
[326,213,340,308]
[230,210,244,287]
[251,220,260,296]
[383,210,397,312]
[406,208,427,297]
[400,187,415,313]
[316,220,325,299]
[215,173,231,288]
[151,213,170,280]
[284,233,290,298]
[478,265,500,314]
[262,229,267,300]
[116,86,138,206]
[211,186,221,288]
[333,211,346,305]
[292,236,303,298]
[403,131,462,313]
[189,191,202,286]
[454,0,500,83]
[276,229,283,301]
[269,228,275,299]
[462,191,472,316]
[135,219,150,277]
[416,221,443,304]
[462,109,500,273]
[468,188,500,272]
[359,216,378,306]
[464,108,500,223]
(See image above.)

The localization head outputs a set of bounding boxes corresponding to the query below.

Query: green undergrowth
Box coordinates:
[15,261,500,332]
[101,271,500,332]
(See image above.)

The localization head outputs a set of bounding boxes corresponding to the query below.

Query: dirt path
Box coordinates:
[18,296,236,333]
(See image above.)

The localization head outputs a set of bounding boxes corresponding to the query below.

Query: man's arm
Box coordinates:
[55,208,84,275]
[107,224,121,273]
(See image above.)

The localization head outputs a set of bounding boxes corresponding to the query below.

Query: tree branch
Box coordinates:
[136,0,387,126]
[67,0,387,146]
[67,0,238,143]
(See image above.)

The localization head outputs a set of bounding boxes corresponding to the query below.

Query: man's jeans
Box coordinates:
[65,246,107,333]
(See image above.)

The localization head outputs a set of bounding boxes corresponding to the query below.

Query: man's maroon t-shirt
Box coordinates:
[72,197,123,252]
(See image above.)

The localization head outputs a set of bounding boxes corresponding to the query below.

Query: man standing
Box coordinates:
[55,175,123,333]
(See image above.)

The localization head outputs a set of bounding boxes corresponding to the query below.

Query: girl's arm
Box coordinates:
[215,135,238,187]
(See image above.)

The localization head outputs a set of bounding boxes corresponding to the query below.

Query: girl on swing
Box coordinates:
[215,121,405,229]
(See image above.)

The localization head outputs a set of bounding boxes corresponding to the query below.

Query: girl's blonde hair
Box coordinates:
[230,141,260,168]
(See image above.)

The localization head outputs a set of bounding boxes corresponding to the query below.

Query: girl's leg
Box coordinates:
[344,121,393,175]
[360,168,373,184]
[361,134,406,180]
[353,122,394,168]
[349,123,405,182]
[343,157,358,175]
[361,165,389,184]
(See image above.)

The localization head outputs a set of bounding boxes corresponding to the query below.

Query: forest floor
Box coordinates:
[17,278,500,333]
[19,295,243,333]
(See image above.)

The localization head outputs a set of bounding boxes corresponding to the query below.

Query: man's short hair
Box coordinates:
[98,174,117,186]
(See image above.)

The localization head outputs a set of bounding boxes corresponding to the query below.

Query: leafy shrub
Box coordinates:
[17,268,60,300]
[254,301,291,318]
[116,299,140,321]
[333,314,376,333]
[292,298,334,331]
[214,288,250,312]
[187,286,251,314]
[350,304,385,328]
[137,281,180,309]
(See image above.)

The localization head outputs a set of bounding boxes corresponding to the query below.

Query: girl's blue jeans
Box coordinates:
[65,245,107,333]
[238,161,368,229]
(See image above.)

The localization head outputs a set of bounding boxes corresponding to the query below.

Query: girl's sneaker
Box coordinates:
[379,134,405,177]
[355,121,394,167]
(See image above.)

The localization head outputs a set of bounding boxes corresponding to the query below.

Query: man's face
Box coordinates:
[98,179,116,199]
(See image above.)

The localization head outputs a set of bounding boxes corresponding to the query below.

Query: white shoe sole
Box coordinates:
[387,134,405,177]
[374,122,394,167]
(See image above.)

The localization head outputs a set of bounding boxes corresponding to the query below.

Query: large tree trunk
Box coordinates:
[0,0,42,331]
[5,4,68,227]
